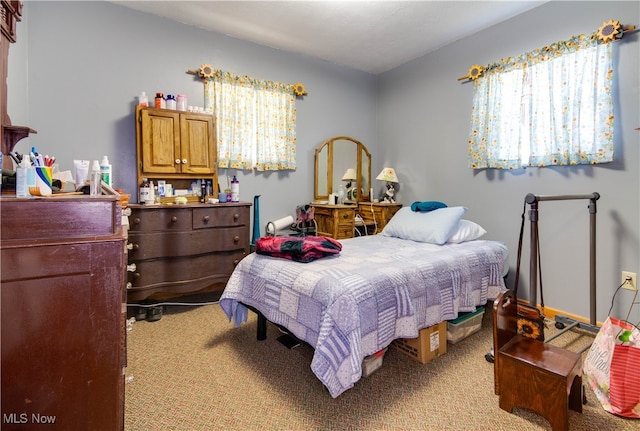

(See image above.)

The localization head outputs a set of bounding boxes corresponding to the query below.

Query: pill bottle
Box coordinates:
[138,91,148,107]
[166,94,177,110]
[176,94,187,111]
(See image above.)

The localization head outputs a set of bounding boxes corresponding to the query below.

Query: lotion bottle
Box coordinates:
[90,160,101,196]
[100,156,112,187]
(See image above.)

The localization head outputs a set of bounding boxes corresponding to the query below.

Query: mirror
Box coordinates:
[314,136,371,203]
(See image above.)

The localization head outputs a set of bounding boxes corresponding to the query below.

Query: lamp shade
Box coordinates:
[342,168,357,181]
[376,167,398,183]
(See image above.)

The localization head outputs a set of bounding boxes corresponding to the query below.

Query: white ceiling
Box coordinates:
[113,1,547,74]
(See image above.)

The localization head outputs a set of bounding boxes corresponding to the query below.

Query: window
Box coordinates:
[203,70,297,171]
[468,34,614,169]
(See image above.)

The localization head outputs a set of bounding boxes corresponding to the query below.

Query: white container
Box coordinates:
[100,156,112,187]
[89,160,101,196]
[166,94,177,110]
[231,176,239,202]
[176,94,187,111]
[16,166,28,197]
[138,91,148,107]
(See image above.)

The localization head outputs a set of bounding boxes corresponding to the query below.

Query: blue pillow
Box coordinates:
[410,201,447,212]
[381,206,467,245]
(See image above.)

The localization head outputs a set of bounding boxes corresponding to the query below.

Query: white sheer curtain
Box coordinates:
[468,34,614,169]
[204,71,297,171]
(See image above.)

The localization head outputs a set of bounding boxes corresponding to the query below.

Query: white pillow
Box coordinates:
[446,219,487,244]
[381,206,467,245]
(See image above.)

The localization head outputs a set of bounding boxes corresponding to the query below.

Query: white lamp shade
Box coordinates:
[342,168,357,181]
[376,167,398,183]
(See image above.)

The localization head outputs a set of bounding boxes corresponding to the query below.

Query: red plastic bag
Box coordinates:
[583,316,640,418]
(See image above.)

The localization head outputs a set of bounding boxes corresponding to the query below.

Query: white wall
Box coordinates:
[377,1,640,323]
[8,1,640,322]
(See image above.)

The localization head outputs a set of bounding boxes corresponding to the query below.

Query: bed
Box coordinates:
[219,206,508,398]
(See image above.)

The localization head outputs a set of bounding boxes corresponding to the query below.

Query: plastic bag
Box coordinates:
[583,316,640,418]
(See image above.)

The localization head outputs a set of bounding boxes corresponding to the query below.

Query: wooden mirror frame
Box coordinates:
[314,136,371,203]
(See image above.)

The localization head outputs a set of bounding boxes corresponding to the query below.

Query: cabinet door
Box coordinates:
[139,108,181,174]
[180,113,216,175]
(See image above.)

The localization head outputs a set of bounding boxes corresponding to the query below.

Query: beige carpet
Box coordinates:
[125,303,638,430]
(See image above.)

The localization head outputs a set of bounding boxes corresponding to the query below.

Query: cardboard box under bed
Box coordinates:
[390,321,447,364]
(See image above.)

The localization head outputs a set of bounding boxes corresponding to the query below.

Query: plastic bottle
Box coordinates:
[337,184,346,205]
[200,181,206,203]
[100,156,112,187]
[90,160,101,196]
[231,175,239,202]
[176,94,187,111]
[139,178,151,204]
[138,91,149,107]
[154,92,164,109]
[16,165,28,197]
[206,180,212,198]
[166,94,177,110]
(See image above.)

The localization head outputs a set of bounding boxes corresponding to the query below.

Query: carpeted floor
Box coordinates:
[124,302,638,430]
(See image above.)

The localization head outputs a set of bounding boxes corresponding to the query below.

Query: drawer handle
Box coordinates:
[133,217,141,224]
[126,282,132,290]
[171,216,178,222]
[233,235,240,243]
[342,213,349,219]
[133,272,140,279]
[233,259,240,266]
[202,215,210,223]
[127,263,137,272]
[233,213,240,221]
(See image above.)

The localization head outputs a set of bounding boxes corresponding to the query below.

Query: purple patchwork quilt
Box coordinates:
[219,235,507,397]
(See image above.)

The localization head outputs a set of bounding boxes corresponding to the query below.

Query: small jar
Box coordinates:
[176,94,187,111]
[154,92,164,109]
[166,94,177,110]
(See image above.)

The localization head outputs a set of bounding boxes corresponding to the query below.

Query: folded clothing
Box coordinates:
[410,201,448,212]
[256,235,342,263]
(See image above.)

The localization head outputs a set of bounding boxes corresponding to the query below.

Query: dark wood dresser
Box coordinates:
[126,202,251,302]
[0,196,126,430]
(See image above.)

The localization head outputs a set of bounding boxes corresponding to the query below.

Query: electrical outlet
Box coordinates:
[621,271,637,291]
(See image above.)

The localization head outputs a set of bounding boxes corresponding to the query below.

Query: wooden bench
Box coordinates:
[493,290,583,431]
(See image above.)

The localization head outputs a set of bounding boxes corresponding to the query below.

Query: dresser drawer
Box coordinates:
[127,250,246,289]
[129,207,191,231]
[128,227,247,260]
[192,206,249,229]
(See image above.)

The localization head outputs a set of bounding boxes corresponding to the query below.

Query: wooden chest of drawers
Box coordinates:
[358,202,402,234]
[311,204,356,239]
[127,202,250,302]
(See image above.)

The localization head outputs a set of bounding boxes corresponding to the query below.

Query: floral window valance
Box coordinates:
[188,64,306,171]
[462,20,635,170]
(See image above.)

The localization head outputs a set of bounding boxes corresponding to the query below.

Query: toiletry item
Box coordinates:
[139,178,151,204]
[176,94,187,111]
[166,94,177,110]
[155,92,165,108]
[90,160,101,196]
[231,175,239,202]
[138,91,148,107]
[16,166,28,197]
[147,180,155,204]
[157,180,166,197]
[100,156,112,187]
[206,180,212,198]
[73,159,90,188]
[337,184,346,205]
[200,181,206,203]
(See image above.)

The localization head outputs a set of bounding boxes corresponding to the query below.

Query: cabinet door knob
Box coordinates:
[182,159,188,164]
[171,216,178,222]
[233,235,240,243]
[127,263,137,272]
[175,159,181,164]
[202,215,210,223]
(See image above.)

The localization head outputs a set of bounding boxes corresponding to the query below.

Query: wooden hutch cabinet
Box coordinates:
[1,196,126,430]
[136,105,217,180]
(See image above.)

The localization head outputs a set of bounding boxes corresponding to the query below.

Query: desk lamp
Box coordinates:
[342,168,357,202]
[376,167,398,203]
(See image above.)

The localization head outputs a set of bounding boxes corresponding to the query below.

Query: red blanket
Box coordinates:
[256,236,342,263]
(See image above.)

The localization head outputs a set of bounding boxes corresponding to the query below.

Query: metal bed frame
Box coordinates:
[524,192,601,347]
